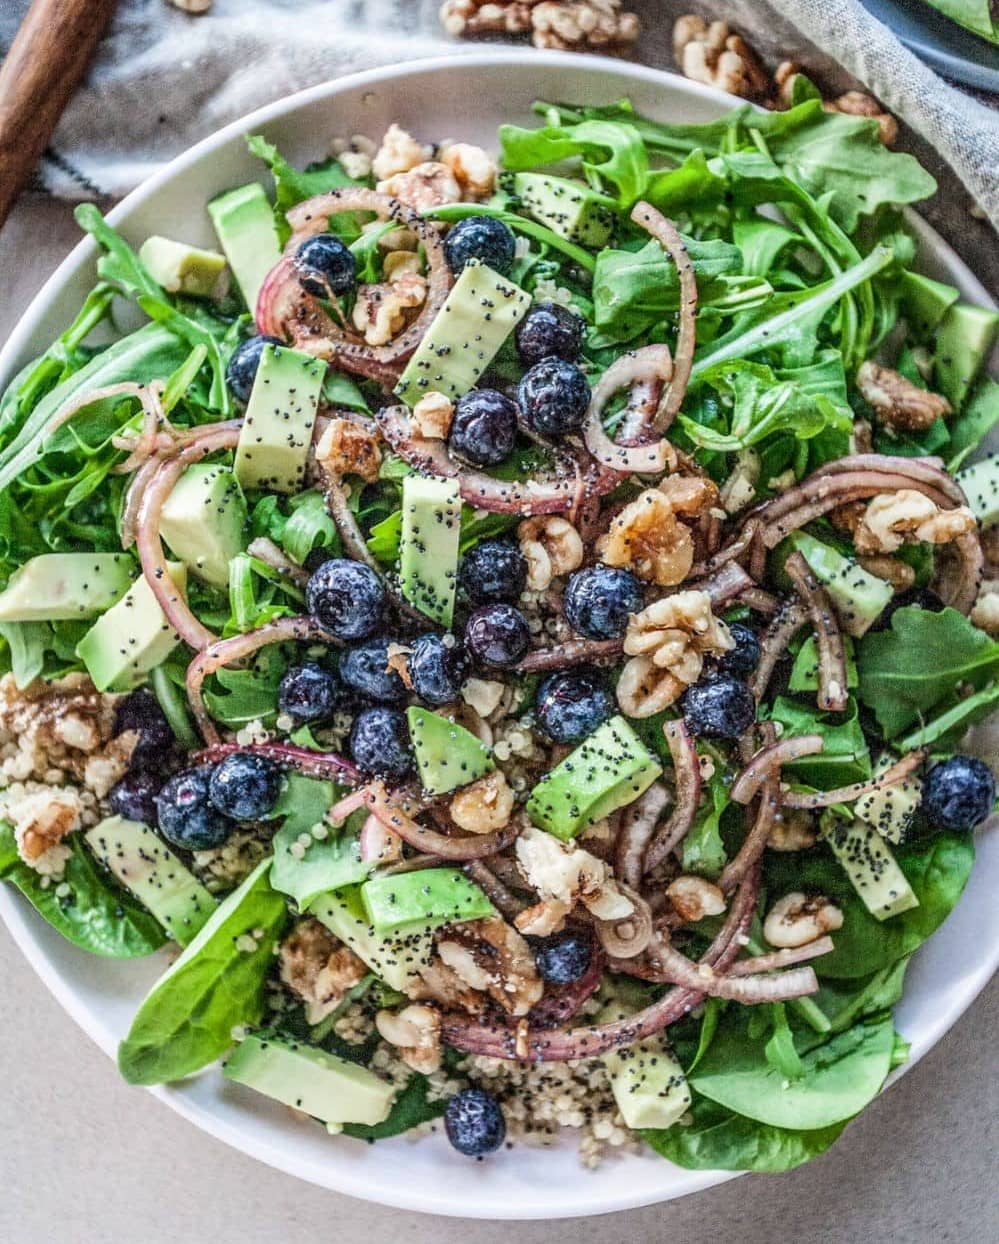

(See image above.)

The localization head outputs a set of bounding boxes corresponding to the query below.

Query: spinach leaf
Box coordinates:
[763,1003,805,1080]
[855,606,999,738]
[643,1092,847,1172]
[948,377,999,468]
[270,775,372,908]
[0,824,165,958]
[810,957,911,1033]
[690,1010,895,1129]
[896,684,999,752]
[342,1073,446,1141]
[118,858,288,1084]
[766,696,871,788]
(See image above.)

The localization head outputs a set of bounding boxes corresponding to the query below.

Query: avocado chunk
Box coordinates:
[598,1003,691,1130]
[360,868,494,935]
[310,884,435,991]
[159,464,247,588]
[138,236,227,298]
[526,715,663,841]
[76,561,188,692]
[956,452,999,527]
[394,260,529,407]
[823,817,920,921]
[933,302,999,410]
[789,531,892,638]
[788,634,858,693]
[513,172,615,248]
[398,474,461,626]
[899,271,958,340]
[0,553,133,622]
[207,182,282,310]
[234,344,324,494]
[85,815,217,946]
[407,706,493,796]
[224,1033,395,1127]
[853,756,923,845]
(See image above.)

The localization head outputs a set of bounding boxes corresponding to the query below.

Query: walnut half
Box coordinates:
[857,361,952,433]
[673,15,770,100]
[854,490,977,555]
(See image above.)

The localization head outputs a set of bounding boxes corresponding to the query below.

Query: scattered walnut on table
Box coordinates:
[856,360,952,433]
[826,90,899,146]
[440,0,638,51]
[673,15,771,100]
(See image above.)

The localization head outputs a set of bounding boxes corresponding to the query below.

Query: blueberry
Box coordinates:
[719,623,761,676]
[108,770,163,826]
[443,216,516,276]
[443,1088,506,1157]
[533,930,592,985]
[156,766,234,851]
[208,753,284,821]
[681,673,756,740]
[517,358,591,437]
[515,301,584,367]
[465,603,531,669]
[922,755,995,832]
[408,633,468,706]
[294,233,357,298]
[458,539,527,606]
[448,389,519,468]
[225,334,283,403]
[349,707,413,780]
[278,661,343,724]
[875,586,945,631]
[306,558,385,641]
[113,688,174,768]
[339,638,408,705]
[535,671,613,744]
[563,566,644,640]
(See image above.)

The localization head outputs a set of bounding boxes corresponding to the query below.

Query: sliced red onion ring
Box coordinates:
[728,937,835,975]
[616,376,664,445]
[932,530,984,616]
[366,783,522,861]
[462,860,525,920]
[631,202,697,431]
[784,551,849,712]
[193,741,361,783]
[748,601,809,703]
[245,537,310,587]
[642,933,818,1004]
[644,720,701,874]
[615,782,670,889]
[583,345,677,476]
[359,811,403,864]
[820,453,966,507]
[719,767,781,896]
[731,733,825,805]
[690,560,756,608]
[782,749,925,809]
[516,637,624,674]
[594,884,653,959]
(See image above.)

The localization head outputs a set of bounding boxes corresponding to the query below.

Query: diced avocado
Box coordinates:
[0,553,133,622]
[788,634,858,693]
[933,302,999,410]
[526,715,663,841]
[76,562,188,692]
[159,464,247,588]
[513,172,615,248]
[824,818,920,921]
[223,1033,395,1127]
[899,271,959,340]
[310,884,434,991]
[398,474,461,626]
[853,756,923,845]
[234,344,324,494]
[598,1003,691,1130]
[138,236,227,298]
[407,706,493,796]
[394,260,529,407]
[789,531,892,638]
[207,182,282,310]
[956,453,999,528]
[360,868,494,935]
[85,815,217,946]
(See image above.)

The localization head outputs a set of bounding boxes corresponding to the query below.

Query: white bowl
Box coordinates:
[0,51,996,1220]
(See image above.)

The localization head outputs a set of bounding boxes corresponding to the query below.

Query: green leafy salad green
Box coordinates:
[0,90,994,1175]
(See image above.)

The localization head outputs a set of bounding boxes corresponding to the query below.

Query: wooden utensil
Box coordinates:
[0,0,118,229]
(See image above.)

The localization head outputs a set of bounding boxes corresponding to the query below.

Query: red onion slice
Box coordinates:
[365,783,522,861]
[594,884,653,960]
[526,933,605,1030]
[516,637,624,674]
[615,782,670,889]
[359,811,403,864]
[719,769,781,896]
[782,748,925,809]
[731,733,825,805]
[643,934,818,1004]
[748,601,809,703]
[784,551,850,712]
[583,345,677,475]
[644,720,701,874]
[728,937,835,975]
[193,741,361,783]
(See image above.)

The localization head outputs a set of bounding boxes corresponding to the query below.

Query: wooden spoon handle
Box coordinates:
[0,0,118,228]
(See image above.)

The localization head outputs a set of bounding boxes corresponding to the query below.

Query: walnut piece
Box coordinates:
[437,915,543,1016]
[440,0,535,38]
[449,770,515,834]
[598,489,693,586]
[719,449,760,514]
[666,875,726,923]
[411,391,455,440]
[826,91,898,146]
[440,142,498,200]
[6,787,82,876]
[351,273,428,347]
[764,892,843,949]
[376,162,462,213]
[767,809,818,852]
[279,918,369,1024]
[371,124,431,181]
[515,823,634,923]
[375,1004,442,1074]
[971,581,999,636]
[518,515,584,590]
[382,251,423,283]
[854,490,977,555]
[168,0,212,12]
[673,15,770,100]
[514,896,572,936]
[856,361,952,432]
[530,0,639,50]
[315,417,382,482]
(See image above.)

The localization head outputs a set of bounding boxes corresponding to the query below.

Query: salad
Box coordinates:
[0,89,996,1174]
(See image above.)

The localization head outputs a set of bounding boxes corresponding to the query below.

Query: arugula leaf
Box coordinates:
[948,377,999,468]
[763,1003,805,1080]
[247,135,365,244]
[0,824,166,958]
[283,490,338,565]
[342,1073,446,1141]
[118,858,288,1084]
[499,117,648,207]
[643,1092,847,1172]
[203,650,287,728]
[855,605,999,737]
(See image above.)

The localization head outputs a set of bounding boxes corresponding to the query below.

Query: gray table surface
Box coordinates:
[1,191,996,1244]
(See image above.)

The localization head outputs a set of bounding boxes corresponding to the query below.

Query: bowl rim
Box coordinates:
[0,47,996,1220]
